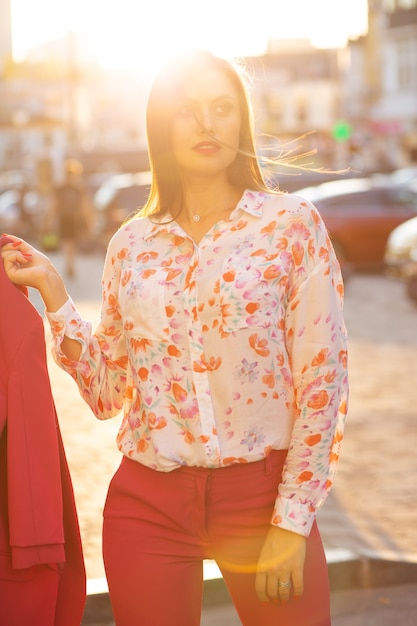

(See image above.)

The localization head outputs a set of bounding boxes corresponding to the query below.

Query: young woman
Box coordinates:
[1,49,348,625]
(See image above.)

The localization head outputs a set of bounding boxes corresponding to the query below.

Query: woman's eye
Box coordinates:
[215,102,234,116]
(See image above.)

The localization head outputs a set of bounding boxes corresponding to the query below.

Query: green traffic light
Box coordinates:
[332,120,352,142]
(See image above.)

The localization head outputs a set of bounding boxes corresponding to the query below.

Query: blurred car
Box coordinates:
[0,187,41,240]
[386,165,417,189]
[385,215,417,303]
[295,176,417,276]
[93,171,152,246]
[0,169,33,194]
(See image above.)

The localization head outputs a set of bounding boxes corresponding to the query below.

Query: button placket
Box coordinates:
[183,245,220,463]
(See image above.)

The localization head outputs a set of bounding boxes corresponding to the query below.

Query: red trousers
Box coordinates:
[103,451,330,626]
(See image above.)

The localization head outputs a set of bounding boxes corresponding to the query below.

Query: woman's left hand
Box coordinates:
[255,526,306,604]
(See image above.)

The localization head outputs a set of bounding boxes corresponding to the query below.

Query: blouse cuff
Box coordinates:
[271,495,316,537]
[45,297,74,327]
[45,297,92,359]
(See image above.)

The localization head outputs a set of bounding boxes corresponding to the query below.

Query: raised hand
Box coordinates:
[1,234,68,312]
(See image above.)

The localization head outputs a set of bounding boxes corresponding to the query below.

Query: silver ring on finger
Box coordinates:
[278,580,291,589]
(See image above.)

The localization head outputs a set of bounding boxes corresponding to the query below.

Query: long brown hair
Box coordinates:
[139,49,269,220]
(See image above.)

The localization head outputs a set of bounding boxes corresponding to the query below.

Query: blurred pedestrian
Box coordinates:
[1,49,348,626]
[49,158,89,278]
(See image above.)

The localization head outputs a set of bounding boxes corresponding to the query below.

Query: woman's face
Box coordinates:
[171,65,242,180]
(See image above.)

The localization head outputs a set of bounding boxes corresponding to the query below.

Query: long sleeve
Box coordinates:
[272,205,348,535]
[46,240,128,419]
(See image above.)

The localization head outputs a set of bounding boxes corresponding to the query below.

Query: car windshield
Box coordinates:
[94,172,152,211]
[297,178,372,202]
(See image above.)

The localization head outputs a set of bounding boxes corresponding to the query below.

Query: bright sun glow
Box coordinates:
[11,0,368,77]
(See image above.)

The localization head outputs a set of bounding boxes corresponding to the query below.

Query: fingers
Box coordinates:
[2,236,32,254]
[255,571,298,605]
[255,570,268,604]
[291,567,304,599]
[1,233,26,250]
[266,569,288,602]
[2,240,28,263]
[255,569,303,605]
[2,237,48,270]
[2,247,33,268]
[277,578,292,603]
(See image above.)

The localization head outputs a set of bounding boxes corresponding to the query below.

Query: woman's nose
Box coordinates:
[196,111,214,135]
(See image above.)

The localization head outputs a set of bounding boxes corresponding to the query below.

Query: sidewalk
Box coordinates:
[33,250,417,624]
[81,556,417,625]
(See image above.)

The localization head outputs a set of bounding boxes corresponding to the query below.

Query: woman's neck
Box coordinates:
[173,181,243,244]
[180,180,242,223]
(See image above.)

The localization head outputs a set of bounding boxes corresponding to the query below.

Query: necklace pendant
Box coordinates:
[192,214,200,222]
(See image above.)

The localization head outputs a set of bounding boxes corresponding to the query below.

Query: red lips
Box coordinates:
[192,141,221,155]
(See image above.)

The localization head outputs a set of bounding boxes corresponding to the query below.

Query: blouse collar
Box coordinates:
[143,189,267,241]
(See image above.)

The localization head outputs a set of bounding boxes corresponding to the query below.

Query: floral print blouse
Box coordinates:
[47,189,348,536]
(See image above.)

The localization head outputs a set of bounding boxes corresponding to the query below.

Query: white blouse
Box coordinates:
[47,189,348,536]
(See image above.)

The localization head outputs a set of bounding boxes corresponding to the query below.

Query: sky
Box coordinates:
[11,0,368,75]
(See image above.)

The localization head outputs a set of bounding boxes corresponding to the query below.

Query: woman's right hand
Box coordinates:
[1,234,69,312]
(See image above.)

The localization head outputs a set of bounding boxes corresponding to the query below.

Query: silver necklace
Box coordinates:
[190,200,237,223]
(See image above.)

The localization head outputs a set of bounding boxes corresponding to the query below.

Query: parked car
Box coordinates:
[386,165,417,189]
[93,171,152,246]
[0,169,33,194]
[0,187,42,241]
[385,215,417,304]
[295,176,417,276]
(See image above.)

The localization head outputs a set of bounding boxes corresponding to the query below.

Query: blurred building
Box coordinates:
[345,0,417,170]
[248,0,417,174]
[246,40,343,174]
[373,0,417,164]
[0,0,416,186]
[0,0,70,191]
[0,0,148,187]
[0,0,12,75]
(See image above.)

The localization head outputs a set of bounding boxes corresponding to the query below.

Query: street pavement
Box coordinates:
[29,248,417,625]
